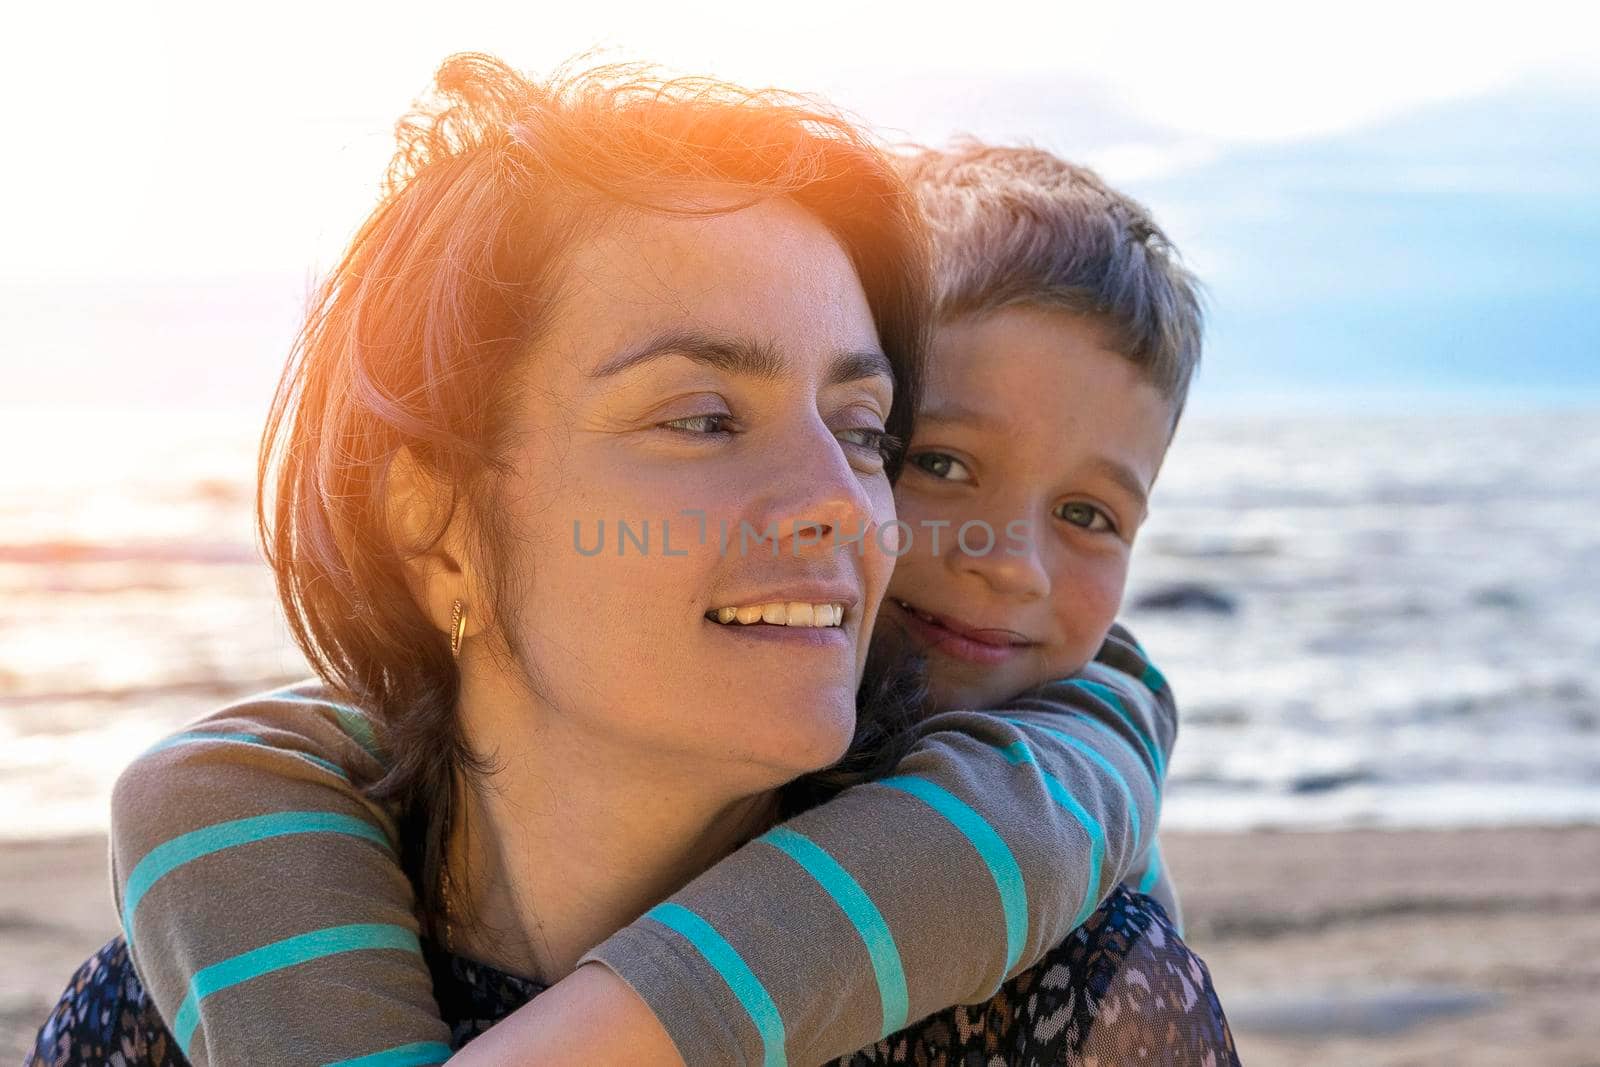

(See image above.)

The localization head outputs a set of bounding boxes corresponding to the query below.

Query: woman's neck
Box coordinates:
[441,682,783,984]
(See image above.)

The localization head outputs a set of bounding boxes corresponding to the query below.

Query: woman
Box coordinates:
[29,53,1235,1066]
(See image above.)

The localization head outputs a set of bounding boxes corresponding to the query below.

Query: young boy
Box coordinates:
[882,141,1204,926]
[86,144,1204,1067]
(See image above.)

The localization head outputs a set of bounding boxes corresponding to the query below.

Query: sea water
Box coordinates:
[1,406,1596,838]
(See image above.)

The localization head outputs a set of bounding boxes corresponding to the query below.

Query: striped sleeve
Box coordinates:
[577,620,1180,1067]
[108,682,452,1067]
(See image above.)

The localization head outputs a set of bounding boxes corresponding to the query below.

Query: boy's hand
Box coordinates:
[446,960,686,1066]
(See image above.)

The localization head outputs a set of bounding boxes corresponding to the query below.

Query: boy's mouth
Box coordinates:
[888,597,1037,667]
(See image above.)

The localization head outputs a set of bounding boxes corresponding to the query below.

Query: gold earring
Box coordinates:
[450,599,467,659]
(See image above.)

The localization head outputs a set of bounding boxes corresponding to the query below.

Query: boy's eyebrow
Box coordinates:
[1089,456,1151,514]
[919,401,1005,430]
[590,328,893,388]
[923,401,1151,512]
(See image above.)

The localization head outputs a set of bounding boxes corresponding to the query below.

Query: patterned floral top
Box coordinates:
[29,885,1238,1066]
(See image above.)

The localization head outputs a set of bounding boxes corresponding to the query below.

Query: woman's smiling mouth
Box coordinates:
[702,597,853,648]
[704,600,846,627]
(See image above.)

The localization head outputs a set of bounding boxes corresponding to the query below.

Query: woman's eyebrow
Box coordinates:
[589,328,892,388]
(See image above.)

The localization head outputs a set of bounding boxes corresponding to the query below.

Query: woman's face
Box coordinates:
[475,198,899,791]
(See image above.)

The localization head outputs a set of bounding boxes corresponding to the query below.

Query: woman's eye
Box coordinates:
[837,426,904,465]
[1056,501,1116,533]
[909,450,972,482]
[660,413,737,436]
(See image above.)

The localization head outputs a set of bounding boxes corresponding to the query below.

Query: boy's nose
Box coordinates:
[949,518,1051,602]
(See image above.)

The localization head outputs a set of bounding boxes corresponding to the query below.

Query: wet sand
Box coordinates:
[5,827,1598,1064]
[1163,826,1600,1066]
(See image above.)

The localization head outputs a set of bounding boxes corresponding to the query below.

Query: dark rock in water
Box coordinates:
[1131,582,1239,615]
[1290,769,1375,794]
[1187,704,1251,727]
[1147,535,1280,559]
[1470,585,1523,610]
[1396,597,1432,618]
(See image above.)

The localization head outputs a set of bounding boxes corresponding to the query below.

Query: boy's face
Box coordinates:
[880,304,1176,712]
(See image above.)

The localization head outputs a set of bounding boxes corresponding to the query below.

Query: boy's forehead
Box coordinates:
[926,308,1115,400]
[926,306,1171,416]
[914,397,1007,432]
[931,304,1105,366]
[920,305,1176,496]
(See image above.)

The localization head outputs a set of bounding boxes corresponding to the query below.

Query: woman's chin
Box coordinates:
[727,697,858,784]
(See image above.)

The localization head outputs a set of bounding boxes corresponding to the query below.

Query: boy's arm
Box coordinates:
[109,682,455,1067]
[110,682,673,1067]
[107,622,1176,1066]
[1128,833,1185,935]
[576,620,1177,1067]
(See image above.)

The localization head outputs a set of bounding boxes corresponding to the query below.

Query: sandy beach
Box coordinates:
[1163,826,1600,1066]
[4,825,1598,1064]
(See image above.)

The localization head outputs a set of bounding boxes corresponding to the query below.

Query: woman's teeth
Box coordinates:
[707,602,845,627]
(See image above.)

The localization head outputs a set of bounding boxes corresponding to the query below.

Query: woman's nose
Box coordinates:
[743,417,881,559]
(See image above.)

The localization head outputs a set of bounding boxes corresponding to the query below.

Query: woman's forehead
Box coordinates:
[538,199,882,382]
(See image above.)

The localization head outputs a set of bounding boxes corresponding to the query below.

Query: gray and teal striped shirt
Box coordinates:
[108,620,1178,1066]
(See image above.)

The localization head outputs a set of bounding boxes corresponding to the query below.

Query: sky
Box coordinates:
[4,0,1598,413]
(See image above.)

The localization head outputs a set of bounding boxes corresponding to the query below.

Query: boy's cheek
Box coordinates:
[1048,557,1130,666]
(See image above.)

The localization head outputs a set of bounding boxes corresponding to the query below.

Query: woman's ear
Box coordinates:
[385,445,480,643]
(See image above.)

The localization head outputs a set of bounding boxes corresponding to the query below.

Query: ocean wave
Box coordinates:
[0,673,307,715]
[0,540,257,565]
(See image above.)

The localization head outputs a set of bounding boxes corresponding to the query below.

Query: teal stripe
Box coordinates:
[1066,679,1166,779]
[994,740,1032,765]
[991,742,1107,929]
[296,751,348,779]
[1000,718,1143,847]
[643,903,787,1067]
[1062,716,1161,809]
[173,923,421,1052]
[757,826,909,1036]
[123,812,392,935]
[333,707,385,763]
[324,1040,452,1067]
[261,691,387,765]
[877,775,1029,976]
[143,731,264,755]
[1141,661,1168,694]
[1138,840,1164,894]
[143,731,348,780]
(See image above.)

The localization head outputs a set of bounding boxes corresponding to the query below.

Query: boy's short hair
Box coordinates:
[899,141,1204,428]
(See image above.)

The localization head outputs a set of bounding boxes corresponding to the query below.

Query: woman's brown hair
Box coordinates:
[258,52,932,929]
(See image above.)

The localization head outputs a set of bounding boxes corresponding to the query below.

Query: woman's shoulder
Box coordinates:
[1054,885,1241,1066]
[836,885,1239,1067]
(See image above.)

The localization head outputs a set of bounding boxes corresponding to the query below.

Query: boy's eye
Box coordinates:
[909,450,973,482]
[1055,500,1116,533]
